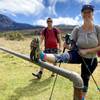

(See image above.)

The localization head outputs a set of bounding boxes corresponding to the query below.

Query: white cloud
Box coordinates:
[75,0,93,4]
[0,0,67,17]
[0,0,68,18]
[53,17,81,25]
[33,19,47,26]
[45,0,68,17]
[75,0,100,4]
[0,0,44,16]
[33,16,81,26]
[0,0,67,18]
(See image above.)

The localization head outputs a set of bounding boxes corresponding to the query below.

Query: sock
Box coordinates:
[40,51,47,61]
[82,96,85,100]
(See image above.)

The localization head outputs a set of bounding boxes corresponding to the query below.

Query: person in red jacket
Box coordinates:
[32,18,62,79]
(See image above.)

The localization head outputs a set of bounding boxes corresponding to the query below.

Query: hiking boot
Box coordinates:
[30,37,40,62]
[32,71,42,79]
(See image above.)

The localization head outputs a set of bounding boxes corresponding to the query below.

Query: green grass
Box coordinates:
[0,37,100,100]
[0,52,73,100]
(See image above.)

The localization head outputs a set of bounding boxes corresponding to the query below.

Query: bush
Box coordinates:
[4,32,24,41]
[0,32,3,37]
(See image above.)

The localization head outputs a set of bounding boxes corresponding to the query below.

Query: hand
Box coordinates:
[63,42,69,49]
[40,47,44,51]
[58,49,62,53]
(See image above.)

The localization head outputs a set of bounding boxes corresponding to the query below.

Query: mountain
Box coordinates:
[0,14,42,31]
[55,24,76,34]
[55,24,76,30]
[0,14,76,34]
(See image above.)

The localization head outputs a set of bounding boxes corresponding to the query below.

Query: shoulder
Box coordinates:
[73,25,81,31]
[71,25,81,34]
[95,25,100,35]
[42,27,47,31]
[53,27,61,33]
[95,25,100,31]
[40,27,47,35]
[41,27,47,32]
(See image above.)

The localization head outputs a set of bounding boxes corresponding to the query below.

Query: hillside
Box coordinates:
[0,14,43,31]
[0,14,77,35]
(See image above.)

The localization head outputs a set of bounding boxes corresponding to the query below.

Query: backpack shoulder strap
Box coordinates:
[71,26,80,42]
[95,25,100,56]
[53,27,60,43]
[43,27,48,37]
[95,25,99,37]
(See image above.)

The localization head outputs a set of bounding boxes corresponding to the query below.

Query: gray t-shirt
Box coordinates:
[71,25,100,58]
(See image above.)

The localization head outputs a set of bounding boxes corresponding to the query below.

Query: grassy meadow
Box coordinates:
[0,37,100,100]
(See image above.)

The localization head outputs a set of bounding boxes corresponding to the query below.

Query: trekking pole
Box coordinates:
[81,58,100,92]
[49,47,66,100]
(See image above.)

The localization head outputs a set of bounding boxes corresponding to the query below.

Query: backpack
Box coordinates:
[43,27,60,43]
[95,25,100,57]
[30,37,40,61]
[95,25,99,40]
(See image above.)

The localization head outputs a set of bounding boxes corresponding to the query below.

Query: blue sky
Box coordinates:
[0,0,100,26]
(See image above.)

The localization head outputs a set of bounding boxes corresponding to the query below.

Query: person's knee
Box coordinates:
[54,52,70,63]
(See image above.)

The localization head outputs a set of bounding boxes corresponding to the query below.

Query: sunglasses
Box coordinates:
[83,11,92,14]
[47,20,52,22]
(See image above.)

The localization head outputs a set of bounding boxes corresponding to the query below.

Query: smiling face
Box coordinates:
[82,9,93,23]
[47,18,53,27]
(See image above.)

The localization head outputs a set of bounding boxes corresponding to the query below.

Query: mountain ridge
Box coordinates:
[0,14,75,33]
[0,14,44,31]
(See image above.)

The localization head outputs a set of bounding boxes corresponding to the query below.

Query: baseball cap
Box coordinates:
[81,4,94,12]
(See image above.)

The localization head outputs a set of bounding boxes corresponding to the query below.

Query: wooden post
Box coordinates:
[73,87,82,100]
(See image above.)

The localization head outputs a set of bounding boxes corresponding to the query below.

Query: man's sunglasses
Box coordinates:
[47,20,52,22]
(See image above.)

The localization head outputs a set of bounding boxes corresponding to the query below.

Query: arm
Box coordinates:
[79,45,100,56]
[86,45,100,53]
[57,33,62,49]
[40,34,45,50]
[39,28,46,50]
[63,42,71,50]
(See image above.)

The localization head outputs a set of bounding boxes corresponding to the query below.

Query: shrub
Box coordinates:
[4,32,24,41]
[0,32,3,37]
